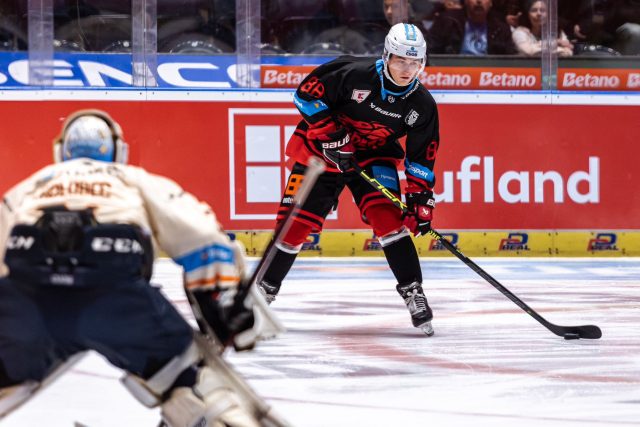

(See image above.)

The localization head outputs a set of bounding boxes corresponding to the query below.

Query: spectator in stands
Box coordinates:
[563,0,640,55]
[428,0,517,54]
[312,0,416,55]
[0,1,27,51]
[493,0,524,30]
[513,0,573,56]
[409,0,446,33]
[384,0,408,24]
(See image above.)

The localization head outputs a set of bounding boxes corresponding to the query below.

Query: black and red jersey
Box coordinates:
[287,55,440,192]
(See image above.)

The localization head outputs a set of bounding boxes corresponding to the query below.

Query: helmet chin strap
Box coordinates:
[376,59,418,102]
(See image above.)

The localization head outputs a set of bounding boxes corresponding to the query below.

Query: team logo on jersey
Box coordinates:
[388,95,395,103]
[351,89,371,103]
[405,109,419,126]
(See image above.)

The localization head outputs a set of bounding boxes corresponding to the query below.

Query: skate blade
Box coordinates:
[418,321,434,337]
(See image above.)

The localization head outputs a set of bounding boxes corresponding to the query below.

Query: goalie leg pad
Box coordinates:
[0,381,39,418]
[122,339,201,408]
[161,366,260,427]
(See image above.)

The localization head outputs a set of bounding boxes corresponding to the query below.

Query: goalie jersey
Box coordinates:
[0,158,240,288]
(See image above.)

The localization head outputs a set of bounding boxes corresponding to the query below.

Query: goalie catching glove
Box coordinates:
[403,191,436,236]
[307,120,354,172]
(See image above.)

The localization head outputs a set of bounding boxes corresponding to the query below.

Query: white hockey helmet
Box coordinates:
[53,110,128,164]
[382,23,427,84]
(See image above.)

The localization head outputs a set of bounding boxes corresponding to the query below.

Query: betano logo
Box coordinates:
[563,73,621,89]
[263,69,310,86]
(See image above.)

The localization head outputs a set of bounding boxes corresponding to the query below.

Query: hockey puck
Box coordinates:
[564,333,580,340]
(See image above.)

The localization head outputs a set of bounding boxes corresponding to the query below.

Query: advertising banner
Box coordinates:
[1,99,639,234]
[231,230,640,257]
[2,53,638,91]
[559,68,640,91]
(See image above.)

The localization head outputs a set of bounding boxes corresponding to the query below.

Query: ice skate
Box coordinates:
[257,280,279,305]
[396,282,434,336]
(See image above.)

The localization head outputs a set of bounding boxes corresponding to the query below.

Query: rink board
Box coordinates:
[230,230,640,257]
[1,94,639,233]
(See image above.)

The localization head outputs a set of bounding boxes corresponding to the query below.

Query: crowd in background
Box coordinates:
[0,0,639,56]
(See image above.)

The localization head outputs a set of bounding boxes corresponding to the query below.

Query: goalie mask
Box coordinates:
[382,23,427,86]
[53,110,128,164]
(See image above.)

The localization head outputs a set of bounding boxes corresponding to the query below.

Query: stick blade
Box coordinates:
[576,325,602,339]
[555,324,602,340]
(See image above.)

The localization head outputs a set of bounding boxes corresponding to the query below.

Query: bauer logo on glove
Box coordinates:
[320,133,350,150]
[308,122,355,173]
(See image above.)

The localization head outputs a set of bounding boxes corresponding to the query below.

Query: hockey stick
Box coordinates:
[235,156,326,304]
[352,163,602,340]
[171,158,325,426]
[0,352,88,420]
[192,332,291,427]
[231,156,325,347]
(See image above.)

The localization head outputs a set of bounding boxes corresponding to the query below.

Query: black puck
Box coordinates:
[564,333,580,340]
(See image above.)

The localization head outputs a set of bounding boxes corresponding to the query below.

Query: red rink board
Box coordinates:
[0,100,638,230]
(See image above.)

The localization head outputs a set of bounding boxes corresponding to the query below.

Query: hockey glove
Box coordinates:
[323,143,355,173]
[192,287,256,351]
[403,191,436,236]
[308,122,354,172]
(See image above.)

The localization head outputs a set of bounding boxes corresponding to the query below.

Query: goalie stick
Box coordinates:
[169,157,325,427]
[236,156,326,305]
[353,163,602,340]
[225,156,325,348]
[0,352,88,420]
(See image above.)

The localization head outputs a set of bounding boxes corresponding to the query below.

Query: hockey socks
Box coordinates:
[380,230,422,286]
[260,244,299,294]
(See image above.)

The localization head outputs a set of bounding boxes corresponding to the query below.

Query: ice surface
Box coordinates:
[4,258,639,427]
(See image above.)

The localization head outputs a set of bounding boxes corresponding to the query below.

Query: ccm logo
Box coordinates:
[91,237,144,254]
[6,236,35,250]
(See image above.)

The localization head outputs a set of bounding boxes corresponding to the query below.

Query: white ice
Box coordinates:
[4,257,639,427]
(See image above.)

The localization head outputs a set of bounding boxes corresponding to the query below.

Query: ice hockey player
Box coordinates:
[258,23,440,336]
[0,110,278,426]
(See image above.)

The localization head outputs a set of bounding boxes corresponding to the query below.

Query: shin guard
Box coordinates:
[380,230,423,285]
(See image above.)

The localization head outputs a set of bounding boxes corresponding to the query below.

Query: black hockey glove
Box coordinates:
[403,191,436,236]
[192,287,255,351]
[323,143,355,172]
[309,123,354,172]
